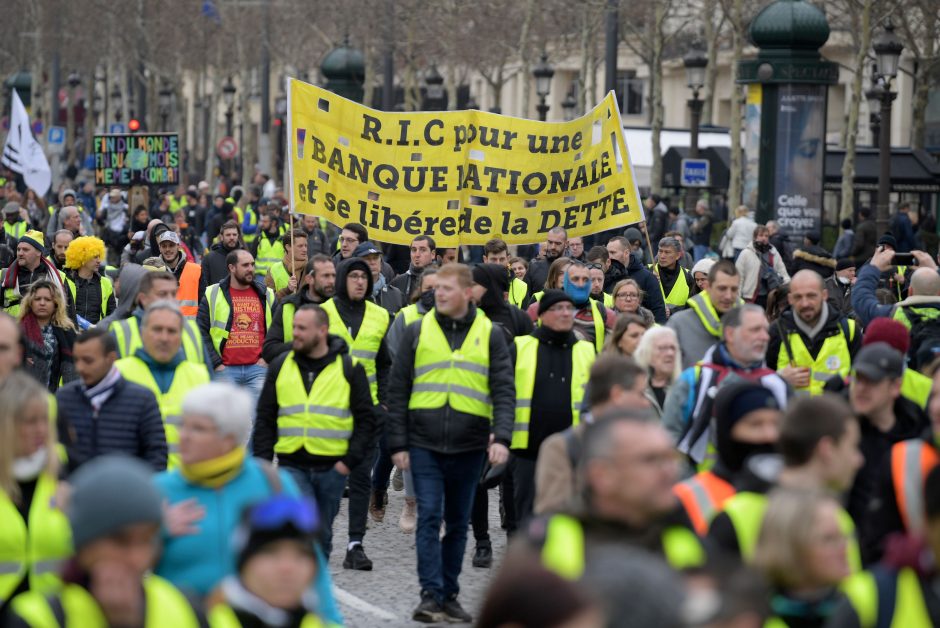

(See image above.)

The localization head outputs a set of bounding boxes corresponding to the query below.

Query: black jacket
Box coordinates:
[66,272,115,325]
[371,281,405,315]
[603,258,626,293]
[850,220,877,266]
[387,304,515,455]
[825,275,854,319]
[792,244,836,278]
[625,252,668,324]
[253,335,376,471]
[390,266,423,299]
[767,306,863,372]
[196,275,270,368]
[199,241,242,294]
[262,289,325,364]
[526,257,553,293]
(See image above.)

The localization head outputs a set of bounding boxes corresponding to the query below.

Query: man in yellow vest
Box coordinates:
[387,263,515,624]
[667,259,743,369]
[197,249,274,407]
[2,201,27,245]
[63,236,115,327]
[265,229,308,299]
[156,231,202,319]
[320,257,391,571]
[0,230,68,317]
[563,262,615,354]
[768,270,861,396]
[115,301,210,468]
[251,213,285,280]
[263,254,336,363]
[650,236,694,316]
[483,237,529,308]
[253,304,376,559]
[524,411,706,582]
[8,455,203,627]
[510,289,595,525]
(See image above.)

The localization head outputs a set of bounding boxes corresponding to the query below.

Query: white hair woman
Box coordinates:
[633,326,682,417]
[0,372,71,604]
[152,382,342,623]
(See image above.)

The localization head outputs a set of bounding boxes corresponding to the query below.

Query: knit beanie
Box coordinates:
[713,382,781,472]
[68,455,163,550]
[537,289,575,316]
[862,317,910,355]
[877,233,897,250]
[836,258,856,271]
[624,227,643,245]
[19,230,45,253]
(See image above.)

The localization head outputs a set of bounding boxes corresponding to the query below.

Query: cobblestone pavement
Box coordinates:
[327,486,508,627]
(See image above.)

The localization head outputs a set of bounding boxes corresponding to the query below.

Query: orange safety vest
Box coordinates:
[673,470,736,536]
[891,440,940,534]
[177,263,202,319]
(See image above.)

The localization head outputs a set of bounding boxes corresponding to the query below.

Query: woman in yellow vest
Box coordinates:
[752,489,852,628]
[9,455,202,627]
[63,236,115,327]
[207,495,340,627]
[0,372,72,607]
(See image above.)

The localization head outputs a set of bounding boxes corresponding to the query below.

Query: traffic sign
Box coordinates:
[680,158,710,187]
[217,136,238,159]
[47,126,66,145]
[109,123,126,134]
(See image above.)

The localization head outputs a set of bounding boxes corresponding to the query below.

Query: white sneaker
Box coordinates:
[399,497,417,534]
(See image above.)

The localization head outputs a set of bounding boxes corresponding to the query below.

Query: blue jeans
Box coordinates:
[693,244,711,262]
[216,363,267,404]
[283,465,348,558]
[410,447,486,601]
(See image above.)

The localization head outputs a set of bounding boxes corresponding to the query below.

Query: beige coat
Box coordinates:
[735,242,790,301]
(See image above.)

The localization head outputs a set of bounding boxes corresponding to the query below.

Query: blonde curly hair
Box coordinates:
[65,236,106,270]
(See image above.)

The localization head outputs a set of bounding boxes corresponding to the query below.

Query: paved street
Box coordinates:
[327,486,508,626]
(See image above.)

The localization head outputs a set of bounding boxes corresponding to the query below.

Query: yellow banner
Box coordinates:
[287,79,643,247]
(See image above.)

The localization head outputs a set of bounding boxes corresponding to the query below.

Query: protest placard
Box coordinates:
[94,133,179,187]
[287,79,643,246]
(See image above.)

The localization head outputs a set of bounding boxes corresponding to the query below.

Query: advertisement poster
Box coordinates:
[743,85,762,211]
[773,85,825,238]
[287,79,644,246]
[94,133,180,186]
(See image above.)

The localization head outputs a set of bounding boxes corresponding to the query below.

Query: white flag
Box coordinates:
[1,90,51,197]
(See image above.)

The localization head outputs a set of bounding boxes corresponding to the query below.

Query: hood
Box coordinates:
[625,251,645,272]
[99,264,147,328]
[148,221,170,253]
[210,240,240,254]
[324,333,351,358]
[472,263,510,315]
[334,257,373,301]
[793,247,836,269]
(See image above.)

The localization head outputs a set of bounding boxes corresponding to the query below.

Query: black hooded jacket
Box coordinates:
[253,334,376,471]
[625,252,667,324]
[331,258,392,405]
[472,263,534,341]
[200,240,243,294]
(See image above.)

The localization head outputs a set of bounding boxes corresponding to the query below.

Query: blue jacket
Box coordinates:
[55,374,168,471]
[153,457,342,625]
[851,263,894,327]
[891,212,915,252]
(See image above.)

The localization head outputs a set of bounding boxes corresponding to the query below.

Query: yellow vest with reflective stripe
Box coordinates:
[902,368,932,410]
[269,261,291,293]
[775,319,855,396]
[11,574,200,628]
[254,236,285,279]
[512,335,594,449]
[721,491,861,571]
[115,356,210,469]
[536,298,605,353]
[409,309,493,419]
[651,263,692,308]
[508,277,528,308]
[4,221,27,241]
[892,303,940,330]
[205,283,275,357]
[396,304,423,327]
[841,567,932,628]
[64,275,114,320]
[209,603,335,628]
[321,298,389,404]
[274,352,353,457]
[687,292,724,338]
[109,317,206,365]
[0,473,71,602]
[540,514,705,580]
[1,267,66,318]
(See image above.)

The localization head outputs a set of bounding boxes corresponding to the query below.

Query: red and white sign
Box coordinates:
[217,136,238,159]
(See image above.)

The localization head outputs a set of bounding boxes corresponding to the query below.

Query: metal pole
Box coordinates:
[686,94,703,213]
[258,0,272,176]
[876,89,895,238]
[382,0,395,111]
[870,114,880,149]
[51,52,61,127]
[537,96,549,122]
[604,0,618,94]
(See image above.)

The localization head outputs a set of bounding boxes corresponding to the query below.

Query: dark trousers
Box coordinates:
[511,456,537,527]
[371,430,394,492]
[283,465,347,558]
[471,463,517,544]
[410,446,485,601]
[347,454,372,544]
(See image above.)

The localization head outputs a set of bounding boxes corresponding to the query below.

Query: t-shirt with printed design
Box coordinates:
[221,286,265,365]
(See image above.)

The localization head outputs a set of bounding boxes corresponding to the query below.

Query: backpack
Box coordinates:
[905,307,940,370]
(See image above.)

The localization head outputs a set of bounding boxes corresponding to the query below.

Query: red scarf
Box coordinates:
[2,256,65,294]
[20,310,44,347]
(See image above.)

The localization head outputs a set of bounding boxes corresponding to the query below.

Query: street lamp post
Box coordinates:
[865,70,883,149]
[561,84,577,121]
[424,66,444,111]
[222,77,236,137]
[158,83,172,132]
[110,85,123,124]
[275,92,287,180]
[532,53,554,121]
[872,21,903,238]
[66,71,81,164]
[94,67,106,133]
[683,45,707,212]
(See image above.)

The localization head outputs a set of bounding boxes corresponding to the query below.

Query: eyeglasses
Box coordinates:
[616,292,639,300]
[584,263,602,271]
[339,236,359,244]
[248,495,320,534]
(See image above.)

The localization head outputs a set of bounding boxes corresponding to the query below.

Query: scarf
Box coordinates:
[179,446,246,488]
[2,256,64,293]
[221,576,318,627]
[372,273,387,296]
[793,301,829,341]
[20,310,45,347]
[83,366,122,412]
[13,447,48,481]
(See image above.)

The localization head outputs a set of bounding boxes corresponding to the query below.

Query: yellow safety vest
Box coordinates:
[204,283,275,357]
[396,304,424,327]
[269,261,291,293]
[511,335,594,449]
[254,236,285,279]
[720,491,861,571]
[4,221,27,241]
[64,275,114,321]
[321,298,389,404]
[841,567,932,628]
[1,267,66,318]
[901,368,932,410]
[591,292,614,308]
[534,296,605,353]
[115,356,210,468]
[409,309,493,419]
[0,473,71,602]
[687,292,724,338]
[11,574,200,628]
[110,317,207,365]
[508,277,528,308]
[892,303,940,331]
[776,319,855,396]
[651,263,692,308]
[209,603,336,627]
[274,352,353,457]
[540,514,705,580]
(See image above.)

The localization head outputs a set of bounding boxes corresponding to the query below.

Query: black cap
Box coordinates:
[853,342,904,381]
[537,289,575,316]
[836,257,856,271]
[353,241,382,257]
[877,233,897,250]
